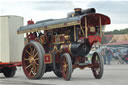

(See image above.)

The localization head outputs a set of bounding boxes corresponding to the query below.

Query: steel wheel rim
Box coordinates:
[22,44,40,78]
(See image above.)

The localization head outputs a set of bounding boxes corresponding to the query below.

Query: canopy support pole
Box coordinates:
[85,17,88,38]
[74,25,76,41]
[99,17,102,37]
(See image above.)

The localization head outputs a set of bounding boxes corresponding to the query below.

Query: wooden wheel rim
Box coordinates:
[22,43,40,78]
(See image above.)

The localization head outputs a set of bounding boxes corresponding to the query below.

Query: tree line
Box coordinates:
[101,28,128,44]
[104,28,128,35]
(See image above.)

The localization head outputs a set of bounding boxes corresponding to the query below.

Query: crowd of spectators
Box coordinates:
[100,47,128,64]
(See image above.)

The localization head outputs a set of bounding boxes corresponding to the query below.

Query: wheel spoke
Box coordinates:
[98,68,100,72]
[32,64,37,73]
[26,64,32,69]
[30,45,33,52]
[33,52,38,58]
[62,57,68,73]
[30,45,34,56]
[96,56,98,61]
[25,50,31,56]
[34,58,39,61]
[35,63,39,65]
[29,68,33,76]
[33,48,36,56]
[33,60,39,66]
[35,62,39,66]
[24,58,29,61]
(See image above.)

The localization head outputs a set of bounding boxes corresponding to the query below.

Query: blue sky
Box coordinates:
[0,0,128,31]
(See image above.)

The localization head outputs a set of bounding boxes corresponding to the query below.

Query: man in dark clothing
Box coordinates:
[105,48,113,65]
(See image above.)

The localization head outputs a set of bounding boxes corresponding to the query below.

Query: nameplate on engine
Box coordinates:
[44,54,52,64]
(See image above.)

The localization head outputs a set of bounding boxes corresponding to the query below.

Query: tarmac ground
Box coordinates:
[0,64,128,85]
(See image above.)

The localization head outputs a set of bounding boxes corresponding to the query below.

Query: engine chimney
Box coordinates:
[74,8,82,16]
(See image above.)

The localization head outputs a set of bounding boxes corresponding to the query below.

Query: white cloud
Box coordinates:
[105,24,128,31]
[0,0,69,25]
[0,0,128,30]
[72,1,90,8]
[0,0,91,25]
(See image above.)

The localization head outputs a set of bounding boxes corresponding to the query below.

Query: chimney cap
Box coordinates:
[74,8,82,11]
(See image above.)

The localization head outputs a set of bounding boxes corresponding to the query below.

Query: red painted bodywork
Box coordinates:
[88,35,101,45]
[26,19,37,40]
[81,13,111,26]
[27,19,34,25]
[54,52,61,63]
[61,45,70,53]
[0,62,22,69]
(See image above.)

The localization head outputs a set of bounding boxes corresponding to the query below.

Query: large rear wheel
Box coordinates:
[22,41,46,79]
[91,52,104,79]
[61,53,72,81]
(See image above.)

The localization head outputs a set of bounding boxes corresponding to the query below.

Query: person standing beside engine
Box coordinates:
[105,48,113,65]
[101,48,106,64]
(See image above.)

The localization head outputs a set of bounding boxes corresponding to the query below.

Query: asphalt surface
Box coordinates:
[0,64,128,85]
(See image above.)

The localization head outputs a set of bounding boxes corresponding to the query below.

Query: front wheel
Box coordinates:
[91,52,104,79]
[3,67,16,77]
[22,41,46,79]
[61,53,72,81]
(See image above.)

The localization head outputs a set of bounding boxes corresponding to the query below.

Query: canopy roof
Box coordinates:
[17,13,110,34]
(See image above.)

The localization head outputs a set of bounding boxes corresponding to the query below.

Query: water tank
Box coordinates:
[0,15,24,62]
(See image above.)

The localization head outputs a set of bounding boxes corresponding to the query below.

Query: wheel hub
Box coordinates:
[29,56,35,64]
[63,63,67,72]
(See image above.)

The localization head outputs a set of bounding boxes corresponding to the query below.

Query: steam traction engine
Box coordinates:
[17,8,111,80]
